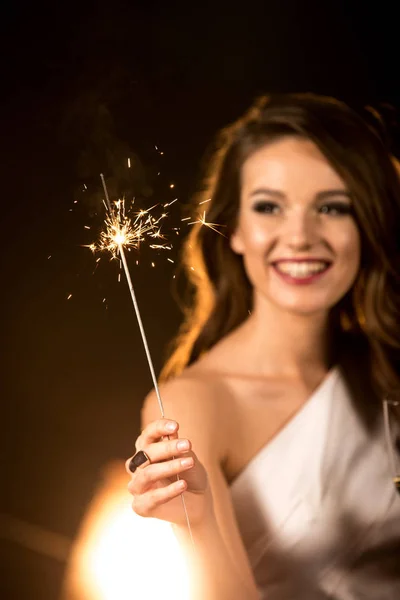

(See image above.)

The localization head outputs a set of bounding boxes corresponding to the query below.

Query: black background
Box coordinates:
[1,1,399,598]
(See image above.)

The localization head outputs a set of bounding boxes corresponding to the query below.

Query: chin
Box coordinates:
[283,306,329,318]
[271,297,334,318]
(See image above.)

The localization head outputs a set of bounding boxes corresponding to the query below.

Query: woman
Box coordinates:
[127,94,400,599]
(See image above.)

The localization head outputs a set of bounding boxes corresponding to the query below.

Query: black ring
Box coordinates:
[128,450,151,473]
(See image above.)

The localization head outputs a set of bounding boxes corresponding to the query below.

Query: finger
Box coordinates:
[126,450,151,474]
[126,437,192,474]
[144,437,192,464]
[133,479,187,518]
[136,418,179,449]
[128,456,194,494]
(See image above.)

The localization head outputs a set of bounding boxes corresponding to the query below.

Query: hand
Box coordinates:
[126,419,210,527]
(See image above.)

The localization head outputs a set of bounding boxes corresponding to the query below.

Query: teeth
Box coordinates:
[275,261,328,278]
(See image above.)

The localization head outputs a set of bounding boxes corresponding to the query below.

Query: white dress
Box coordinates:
[230,367,400,599]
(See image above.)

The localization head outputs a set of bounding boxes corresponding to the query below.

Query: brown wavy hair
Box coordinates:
[160,93,400,400]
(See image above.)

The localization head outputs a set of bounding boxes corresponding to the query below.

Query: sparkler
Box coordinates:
[96,174,195,547]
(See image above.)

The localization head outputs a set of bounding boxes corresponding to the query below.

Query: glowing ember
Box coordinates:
[188,210,226,237]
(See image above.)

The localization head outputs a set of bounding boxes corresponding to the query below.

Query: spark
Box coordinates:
[83,184,87,190]
[90,198,162,259]
[128,157,131,168]
[151,262,155,267]
[199,198,211,205]
[170,184,175,189]
[167,258,174,263]
[181,217,191,222]
[86,194,175,266]
[150,229,166,241]
[84,225,91,230]
[67,294,72,300]
[188,210,226,237]
[164,198,178,207]
[47,255,52,259]
[97,213,150,258]
[82,243,97,253]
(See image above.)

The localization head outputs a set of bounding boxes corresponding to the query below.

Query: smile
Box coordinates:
[272,260,332,284]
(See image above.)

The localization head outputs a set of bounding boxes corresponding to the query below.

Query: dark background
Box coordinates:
[1,1,399,598]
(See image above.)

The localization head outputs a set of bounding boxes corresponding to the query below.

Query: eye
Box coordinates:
[252,200,280,215]
[318,202,353,216]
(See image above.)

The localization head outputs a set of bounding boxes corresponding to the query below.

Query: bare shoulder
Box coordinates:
[142,362,233,464]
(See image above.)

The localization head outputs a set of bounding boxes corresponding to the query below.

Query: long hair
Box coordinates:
[160,93,400,400]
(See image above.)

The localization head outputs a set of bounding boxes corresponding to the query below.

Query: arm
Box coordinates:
[140,376,260,600]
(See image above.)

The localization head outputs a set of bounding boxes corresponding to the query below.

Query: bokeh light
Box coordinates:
[62,464,190,599]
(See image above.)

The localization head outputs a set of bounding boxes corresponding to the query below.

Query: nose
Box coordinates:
[283,209,317,251]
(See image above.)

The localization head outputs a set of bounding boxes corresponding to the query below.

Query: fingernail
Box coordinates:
[165,421,177,432]
[181,457,193,468]
[177,439,189,451]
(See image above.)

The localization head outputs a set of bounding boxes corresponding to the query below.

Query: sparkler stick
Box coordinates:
[99,174,195,547]
[100,175,165,414]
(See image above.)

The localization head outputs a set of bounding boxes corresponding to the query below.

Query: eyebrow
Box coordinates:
[250,188,285,198]
[249,188,352,201]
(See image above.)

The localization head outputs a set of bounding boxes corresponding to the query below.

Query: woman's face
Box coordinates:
[231,136,361,316]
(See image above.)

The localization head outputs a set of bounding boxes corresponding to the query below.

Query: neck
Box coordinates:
[236,298,331,379]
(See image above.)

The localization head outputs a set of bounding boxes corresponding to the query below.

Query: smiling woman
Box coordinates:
[162,94,400,399]
[64,94,400,600]
[229,137,361,317]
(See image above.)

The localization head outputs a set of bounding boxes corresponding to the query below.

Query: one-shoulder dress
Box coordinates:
[230,367,400,599]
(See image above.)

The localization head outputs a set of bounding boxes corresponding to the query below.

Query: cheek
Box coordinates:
[335,225,361,268]
[239,222,274,287]
[241,221,274,253]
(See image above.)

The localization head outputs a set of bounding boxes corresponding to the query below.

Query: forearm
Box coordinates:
[172,514,259,600]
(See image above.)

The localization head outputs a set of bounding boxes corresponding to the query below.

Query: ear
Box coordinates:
[230,229,245,255]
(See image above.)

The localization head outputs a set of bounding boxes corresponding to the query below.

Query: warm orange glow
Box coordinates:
[62,463,190,599]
